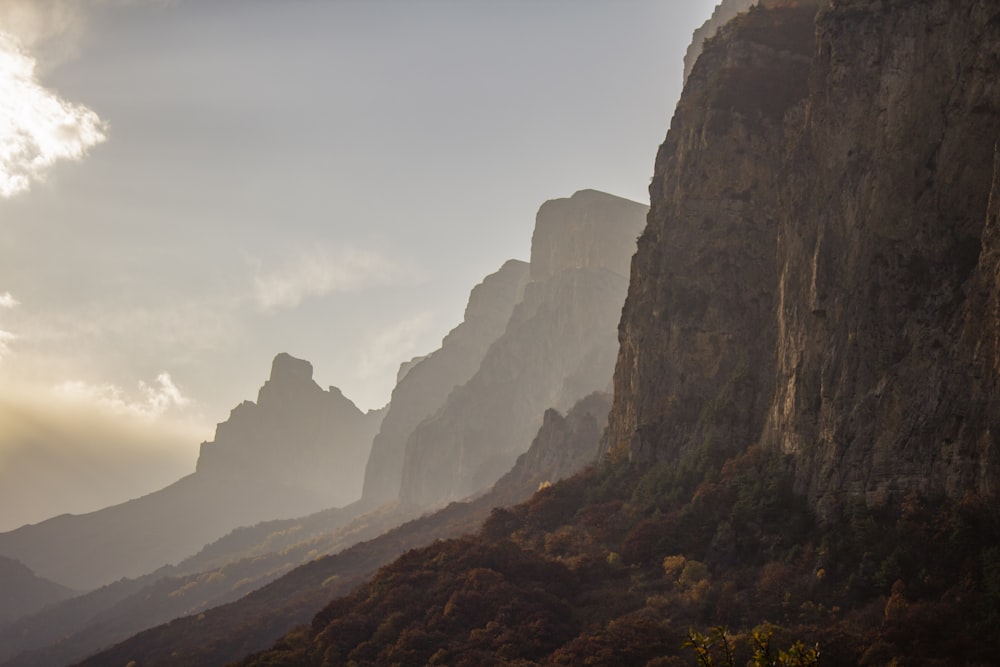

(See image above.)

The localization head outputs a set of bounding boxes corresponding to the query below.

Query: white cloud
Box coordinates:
[0,291,18,308]
[0,329,14,360]
[0,291,17,360]
[0,30,108,198]
[54,371,191,420]
[357,312,434,380]
[252,246,406,311]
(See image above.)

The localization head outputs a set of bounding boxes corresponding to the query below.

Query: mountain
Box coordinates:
[361,259,529,505]
[0,556,75,626]
[72,392,610,667]
[398,189,647,507]
[227,2,1000,665]
[606,0,1000,515]
[0,353,383,591]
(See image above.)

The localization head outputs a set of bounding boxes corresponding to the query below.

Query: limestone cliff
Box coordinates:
[763,0,1000,511]
[605,2,818,467]
[0,354,383,590]
[400,190,647,508]
[361,260,529,504]
[606,0,1000,514]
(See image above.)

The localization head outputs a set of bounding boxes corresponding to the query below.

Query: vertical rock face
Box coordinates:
[607,0,1000,514]
[399,190,648,508]
[604,3,819,466]
[763,0,1000,510]
[361,260,529,504]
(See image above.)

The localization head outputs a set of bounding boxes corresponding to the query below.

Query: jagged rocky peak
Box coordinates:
[529,189,648,281]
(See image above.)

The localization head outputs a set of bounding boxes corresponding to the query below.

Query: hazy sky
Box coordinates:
[0,0,720,531]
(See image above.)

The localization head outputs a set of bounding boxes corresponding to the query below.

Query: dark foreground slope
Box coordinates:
[74,395,609,667]
[233,2,1000,665]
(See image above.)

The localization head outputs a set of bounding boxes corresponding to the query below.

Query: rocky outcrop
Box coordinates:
[361,260,529,504]
[606,0,1000,514]
[0,354,382,590]
[400,190,647,508]
[683,0,758,83]
[489,392,612,507]
[197,352,382,508]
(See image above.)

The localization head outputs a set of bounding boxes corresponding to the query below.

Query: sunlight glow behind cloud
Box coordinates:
[0,31,107,198]
[54,372,191,420]
[253,247,406,311]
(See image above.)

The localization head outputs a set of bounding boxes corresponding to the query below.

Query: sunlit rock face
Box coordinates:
[605,0,1000,515]
[0,354,383,590]
[399,190,647,508]
[361,260,530,505]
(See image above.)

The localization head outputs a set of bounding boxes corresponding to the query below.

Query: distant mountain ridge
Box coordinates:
[0,354,383,591]
[0,556,75,627]
[398,190,647,508]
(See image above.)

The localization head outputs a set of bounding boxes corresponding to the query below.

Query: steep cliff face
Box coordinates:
[0,354,382,590]
[605,2,819,467]
[361,260,529,505]
[400,190,647,508]
[608,0,1000,513]
[763,0,1000,510]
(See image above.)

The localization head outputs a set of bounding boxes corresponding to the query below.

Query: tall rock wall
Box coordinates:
[604,2,818,466]
[361,260,529,504]
[606,0,1000,514]
[763,0,1000,511]
[400,190,647,508]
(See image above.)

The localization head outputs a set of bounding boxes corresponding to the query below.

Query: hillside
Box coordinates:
[73,393,608,667]
[0,557,74,626]
[232,1,1000,664]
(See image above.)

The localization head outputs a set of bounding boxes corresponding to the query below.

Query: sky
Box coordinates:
[0,0,721,531]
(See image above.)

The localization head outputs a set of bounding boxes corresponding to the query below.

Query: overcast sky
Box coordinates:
[0,0,720,531]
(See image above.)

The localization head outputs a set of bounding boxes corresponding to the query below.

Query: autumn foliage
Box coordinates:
[241,446,1000,666]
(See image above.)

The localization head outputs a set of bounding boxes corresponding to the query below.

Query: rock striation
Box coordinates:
[0,354,383,590]
[605,0,1000,514]
[400,190,647,508]
[361,260,529,505]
